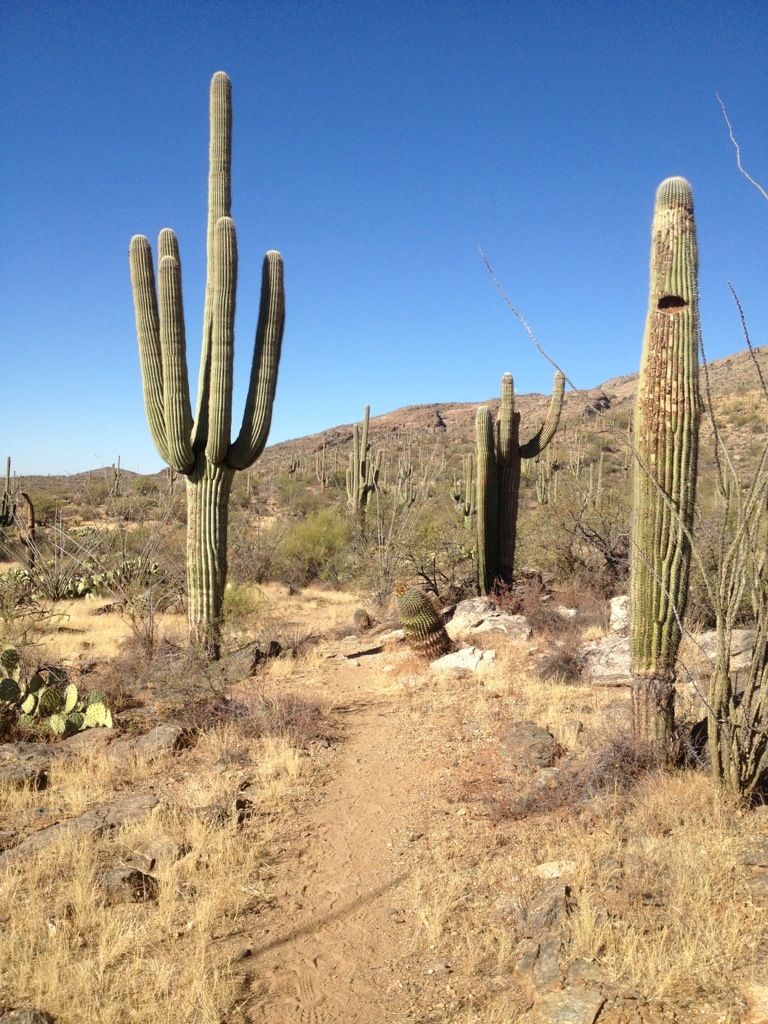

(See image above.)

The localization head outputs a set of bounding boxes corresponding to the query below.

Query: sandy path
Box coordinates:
[247,660,431,1023]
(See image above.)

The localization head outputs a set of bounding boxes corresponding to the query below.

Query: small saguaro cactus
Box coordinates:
[129,72,285,659]
[475,371,565,594]
[451,454,476,530]
[630,177,700,749]
[346,405,381,519]
[1,457,15,528]
[396,585,453,659]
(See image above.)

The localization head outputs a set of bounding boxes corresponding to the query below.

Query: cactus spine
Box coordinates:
[630,177,700,748]
[129,72,285,659]
[475,371,565,594]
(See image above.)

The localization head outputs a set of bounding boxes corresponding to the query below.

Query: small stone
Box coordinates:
[128,835,183,875]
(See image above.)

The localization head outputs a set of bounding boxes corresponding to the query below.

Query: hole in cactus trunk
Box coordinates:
[657,295,687,313]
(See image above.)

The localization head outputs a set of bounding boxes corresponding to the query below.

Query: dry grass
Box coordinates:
[0,725,308,1022]
[400,649,767,1022]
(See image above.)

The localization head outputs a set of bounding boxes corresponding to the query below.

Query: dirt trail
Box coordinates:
[247,659,433,1023]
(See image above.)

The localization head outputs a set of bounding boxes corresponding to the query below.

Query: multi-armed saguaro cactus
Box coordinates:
[129,72,285,659]
[475,371,565,594]
[630,177,700,748]
[346,405,381,520]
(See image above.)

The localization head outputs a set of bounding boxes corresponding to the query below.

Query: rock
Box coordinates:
[743,984,768,1024]
[609,595,629,633]
[740,837,768,868]
[512,936,564,999]
[429,647,496,675]
[530,988,606,1023]
[0,743,52,790]
[448,597,531,641]
[557,720,584,749]
[58,728,113,755]
[2,793,161,859]
[499,723,558,769]
[102,866,159,904]
[523,881,573,937]
[580,634,631,685]
[108,722,188,764]
[127,834,184,874]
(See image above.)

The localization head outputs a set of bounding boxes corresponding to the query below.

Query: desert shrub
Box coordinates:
[227,509,285,585]
[401,498,476,602]
[275,508,353,587]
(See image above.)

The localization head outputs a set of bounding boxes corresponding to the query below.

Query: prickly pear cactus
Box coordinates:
[0,648,113,736]
[396,586,454,660]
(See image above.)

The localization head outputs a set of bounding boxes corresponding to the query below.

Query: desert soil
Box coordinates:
[244,654,444,1023]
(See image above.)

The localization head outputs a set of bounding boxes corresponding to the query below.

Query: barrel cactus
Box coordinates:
[475,371,565,594]
[630,177,700,749]
[396,586,453,659]
[129,72,285,658]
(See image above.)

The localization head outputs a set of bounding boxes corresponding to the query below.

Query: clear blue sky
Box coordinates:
[2,0,766,475]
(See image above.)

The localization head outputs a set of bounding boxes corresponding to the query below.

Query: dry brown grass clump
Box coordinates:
[0,725,307,1022]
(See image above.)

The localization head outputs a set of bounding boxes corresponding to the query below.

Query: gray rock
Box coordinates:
[740,837,768,868]
[448,597,531,641]
[523,881,573,937]
[2,793,161,859]
[580,634,631,685]
[0,743,52,790]
[429,646,496,675]
[499,723,558,769]
[108,722,188,764]
[609,595,629,633]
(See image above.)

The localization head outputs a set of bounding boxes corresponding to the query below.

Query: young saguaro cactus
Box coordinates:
[129,72,285,659]
[630,177,700,749]
[475,371,565,594]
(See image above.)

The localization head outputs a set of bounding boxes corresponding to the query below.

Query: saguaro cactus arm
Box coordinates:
[519,371,566,458]
[228,251,285,469]
[193,70,233,452]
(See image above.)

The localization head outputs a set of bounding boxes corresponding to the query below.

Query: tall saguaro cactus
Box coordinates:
[475,371,565,594]
[630,177,700,748]
[129,72,285,659]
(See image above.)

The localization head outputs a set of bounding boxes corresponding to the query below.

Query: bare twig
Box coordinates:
[716,93,768,203]
[478,244,579,392]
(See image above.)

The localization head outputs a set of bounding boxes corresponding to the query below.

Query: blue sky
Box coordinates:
[2,0,766,475]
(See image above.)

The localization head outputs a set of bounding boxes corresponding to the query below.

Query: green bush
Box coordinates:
[276,508,353,586]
